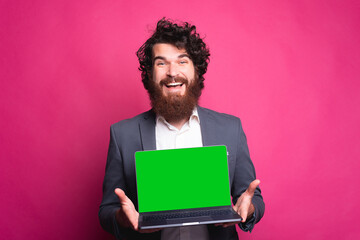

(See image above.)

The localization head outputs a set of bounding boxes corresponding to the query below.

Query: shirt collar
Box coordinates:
[156,107,200,130]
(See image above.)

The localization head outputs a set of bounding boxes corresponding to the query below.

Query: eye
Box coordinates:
[156,62,165,66]
[179,60,188,64]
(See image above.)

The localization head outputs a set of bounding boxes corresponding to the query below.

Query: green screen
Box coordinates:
[135,145,231,213]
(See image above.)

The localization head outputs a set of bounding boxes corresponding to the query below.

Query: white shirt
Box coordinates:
[155,108,210,240]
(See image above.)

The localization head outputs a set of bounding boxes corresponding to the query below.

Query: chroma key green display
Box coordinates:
[135,145,231,213]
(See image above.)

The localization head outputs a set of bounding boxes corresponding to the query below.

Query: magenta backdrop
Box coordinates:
[1,0,360,239]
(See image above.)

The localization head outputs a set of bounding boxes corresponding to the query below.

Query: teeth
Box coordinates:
[166,82,182,87]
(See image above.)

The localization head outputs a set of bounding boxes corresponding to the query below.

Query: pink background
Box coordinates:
[1,0,360,239]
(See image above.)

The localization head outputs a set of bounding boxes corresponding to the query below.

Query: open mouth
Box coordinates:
[165,82,184,88]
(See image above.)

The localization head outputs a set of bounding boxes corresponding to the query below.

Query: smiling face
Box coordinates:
[147,43,202,123]
[151,43,196,97]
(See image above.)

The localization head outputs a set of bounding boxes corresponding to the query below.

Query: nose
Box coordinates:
[167,62,179,78]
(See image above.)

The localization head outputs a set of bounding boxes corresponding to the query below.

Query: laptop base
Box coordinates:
[139,206,242,230]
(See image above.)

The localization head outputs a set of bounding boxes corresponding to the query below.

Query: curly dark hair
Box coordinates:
[136,18,210,90]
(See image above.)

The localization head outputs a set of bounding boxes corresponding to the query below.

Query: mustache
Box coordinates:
[159,77,189,86]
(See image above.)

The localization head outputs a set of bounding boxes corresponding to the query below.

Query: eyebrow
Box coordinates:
[153,54,191,63]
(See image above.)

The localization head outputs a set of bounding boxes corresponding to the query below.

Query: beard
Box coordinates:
[147,76,202,123]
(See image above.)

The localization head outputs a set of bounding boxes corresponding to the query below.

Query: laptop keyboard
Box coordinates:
[143,209,233,221]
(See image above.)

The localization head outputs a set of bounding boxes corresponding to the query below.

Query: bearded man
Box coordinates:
[99,18,265,240]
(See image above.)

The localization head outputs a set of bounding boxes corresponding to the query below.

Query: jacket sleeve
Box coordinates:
[231,118,265,232]
[98,125,128,239]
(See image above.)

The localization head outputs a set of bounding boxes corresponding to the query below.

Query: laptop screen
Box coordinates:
[135,145,231,213]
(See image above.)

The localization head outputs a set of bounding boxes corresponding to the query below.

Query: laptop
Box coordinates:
[135,145,242,229]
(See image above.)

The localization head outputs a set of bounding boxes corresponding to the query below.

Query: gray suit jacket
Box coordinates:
[99,106,264,240]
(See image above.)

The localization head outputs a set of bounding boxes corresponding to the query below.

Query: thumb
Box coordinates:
[114,188,128,203]
[247,179,260,196]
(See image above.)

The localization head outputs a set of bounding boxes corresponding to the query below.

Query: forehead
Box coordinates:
[152,43,189,59]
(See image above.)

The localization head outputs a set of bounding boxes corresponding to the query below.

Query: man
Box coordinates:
[99,18,265,240]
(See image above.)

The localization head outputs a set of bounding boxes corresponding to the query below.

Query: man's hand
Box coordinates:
[114,188,160,233]
[233,179,260,222]
[217,179,260,228]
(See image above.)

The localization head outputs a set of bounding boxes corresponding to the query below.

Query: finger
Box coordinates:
[233,196,243,212]
[222,222,240,228]
[114,188,128,204]
[215,221,240,227]
[132,217,139,230]
[139,228,162,233]
[247,179,260,196]
[240,208,248,223]
[124,208,139,231]
[222,223,233,228]
[232,204,239,212]
[215,223,226,227]
[214,223,228,227]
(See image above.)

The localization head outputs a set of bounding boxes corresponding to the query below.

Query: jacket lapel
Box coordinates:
[139,110,157,151]
[198,106,217,147]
